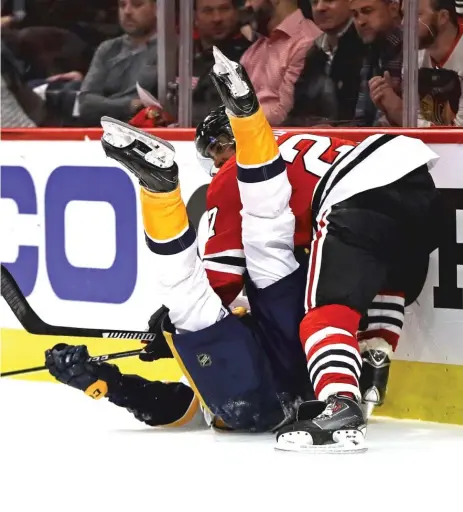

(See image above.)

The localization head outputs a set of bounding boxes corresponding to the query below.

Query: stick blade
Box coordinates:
[1,264,158,342]
[1,264,44,333]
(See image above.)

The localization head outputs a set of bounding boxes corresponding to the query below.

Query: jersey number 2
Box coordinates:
[279,134,353,177]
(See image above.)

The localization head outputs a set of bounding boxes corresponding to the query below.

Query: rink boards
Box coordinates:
[1,128,462,425]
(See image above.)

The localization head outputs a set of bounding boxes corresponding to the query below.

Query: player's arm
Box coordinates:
[45,334,202,428]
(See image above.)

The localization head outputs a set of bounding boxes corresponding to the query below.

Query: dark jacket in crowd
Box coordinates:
[192,33,251,126]
[1,40,50,126]
[286,22,364,126]
[78,34,158,126]
[353,26,403,126]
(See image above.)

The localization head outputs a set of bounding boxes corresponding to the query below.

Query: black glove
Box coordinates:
[140,305,174,362]
[45,343,122,400]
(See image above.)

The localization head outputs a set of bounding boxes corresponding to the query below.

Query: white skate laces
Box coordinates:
[359,337,393,359]
[212,46,250,99]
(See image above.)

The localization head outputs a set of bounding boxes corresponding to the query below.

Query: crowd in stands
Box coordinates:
[1,0,462,129]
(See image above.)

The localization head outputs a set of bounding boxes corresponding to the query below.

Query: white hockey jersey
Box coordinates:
[312,133,439,222]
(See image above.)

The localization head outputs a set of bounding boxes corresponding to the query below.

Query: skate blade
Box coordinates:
[275,441,368,454]
[101,116,175,169]
[212,46,250,98]
[101,117,136,148]
[275,429,367,454]
[360,400,376,420]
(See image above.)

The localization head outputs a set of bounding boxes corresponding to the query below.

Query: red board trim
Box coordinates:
[1,127,463,144]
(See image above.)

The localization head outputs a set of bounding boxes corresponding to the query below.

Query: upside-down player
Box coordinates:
[45,114,352,435]
[46,60,321,438]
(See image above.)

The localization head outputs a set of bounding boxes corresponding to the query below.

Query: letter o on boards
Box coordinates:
[45,166,138,304]
[0,165,39,297]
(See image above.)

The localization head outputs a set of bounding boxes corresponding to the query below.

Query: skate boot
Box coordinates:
[210,46,259,118]
[359,338,392,419]
[276,395,367,454]
[101,116,177,193]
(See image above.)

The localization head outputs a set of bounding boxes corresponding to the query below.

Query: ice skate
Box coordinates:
[101,116,177,193]
[359,338,392,418]
[210,46,258,118]
[275,395,367,454]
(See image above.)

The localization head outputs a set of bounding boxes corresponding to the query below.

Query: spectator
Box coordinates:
[2,26,89,83]
[240,0,321,125]
[1,76,36,127]
[192,0,252,125]
[350,0,402,126]
[369,0,463,126]
[419,67,461,125]
[78,0,158,126]
[287,0,364,126]
[1,40,50,127]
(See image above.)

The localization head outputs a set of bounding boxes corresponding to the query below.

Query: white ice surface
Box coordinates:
[1,379,462,512]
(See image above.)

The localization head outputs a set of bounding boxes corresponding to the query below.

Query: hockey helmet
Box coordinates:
[195,106,235,176]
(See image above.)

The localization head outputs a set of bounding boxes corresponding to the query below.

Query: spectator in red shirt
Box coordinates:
[240,0,321,125]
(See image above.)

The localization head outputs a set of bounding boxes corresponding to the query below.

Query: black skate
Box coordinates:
[276,395,367,454]
[359,338,392,419]
[101,117,178,193]
[210,46,259,118]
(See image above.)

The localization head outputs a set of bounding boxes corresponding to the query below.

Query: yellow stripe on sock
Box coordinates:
[163,330,212,415]
[228,107,279,167]
[164,330,230,429]
[141,186,188,241]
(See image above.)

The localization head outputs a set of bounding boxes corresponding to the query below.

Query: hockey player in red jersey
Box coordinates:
[196,107,427,416]
[197,108,355,307]
[207,46,440,451]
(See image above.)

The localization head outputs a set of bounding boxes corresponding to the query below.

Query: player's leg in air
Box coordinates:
[210,47,313,417]
[206,48,364,451]
[90,115,309,432]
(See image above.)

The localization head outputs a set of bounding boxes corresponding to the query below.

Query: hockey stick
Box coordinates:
[1,264,155,342]
[1,348,143,378]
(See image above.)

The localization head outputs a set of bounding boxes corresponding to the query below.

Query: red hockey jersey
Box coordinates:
[203,131,356,306]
